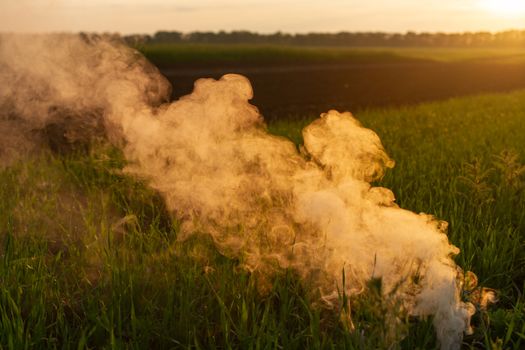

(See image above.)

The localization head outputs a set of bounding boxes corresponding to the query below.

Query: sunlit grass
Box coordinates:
[1,90,525,348]
[139,43,525,66]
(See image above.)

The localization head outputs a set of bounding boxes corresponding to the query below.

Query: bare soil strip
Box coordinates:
[160,61,525,119]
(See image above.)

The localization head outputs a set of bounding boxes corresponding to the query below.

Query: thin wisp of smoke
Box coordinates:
[0,33,491,349]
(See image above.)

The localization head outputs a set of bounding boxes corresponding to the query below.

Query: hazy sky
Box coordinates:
[1,0,524,34]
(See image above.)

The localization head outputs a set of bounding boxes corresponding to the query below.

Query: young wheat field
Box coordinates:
[1,89,525,349]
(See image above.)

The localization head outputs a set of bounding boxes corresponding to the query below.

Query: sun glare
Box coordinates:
[480,0,525,16]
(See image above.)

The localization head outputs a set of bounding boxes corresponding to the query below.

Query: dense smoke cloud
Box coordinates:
[0,33,487,349]
[0,33,170,165]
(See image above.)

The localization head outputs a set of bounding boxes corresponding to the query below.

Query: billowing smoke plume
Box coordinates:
[0,34,482,349]
[0,33,170,164]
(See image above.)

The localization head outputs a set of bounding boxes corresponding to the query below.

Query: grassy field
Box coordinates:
[1,90,525,349]
[139,43,525,66]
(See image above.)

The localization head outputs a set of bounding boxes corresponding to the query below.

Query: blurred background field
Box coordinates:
[141,44,525,66]
[138,44,525,120]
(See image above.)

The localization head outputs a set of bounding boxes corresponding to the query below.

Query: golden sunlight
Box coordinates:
[480,0,525,16]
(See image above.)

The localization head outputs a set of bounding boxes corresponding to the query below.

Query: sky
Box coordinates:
[0,0,524,34]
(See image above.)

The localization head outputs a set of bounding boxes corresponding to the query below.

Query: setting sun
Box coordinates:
[480,0,525,16]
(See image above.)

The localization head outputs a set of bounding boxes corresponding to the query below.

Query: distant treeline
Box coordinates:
[125,30,525,47]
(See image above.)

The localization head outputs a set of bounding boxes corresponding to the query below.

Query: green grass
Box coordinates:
[138,43,525,66]
[371,47,525,63]
[2,90,525,348]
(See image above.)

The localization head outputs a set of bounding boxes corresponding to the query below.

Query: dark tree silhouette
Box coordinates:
[125,30,525,47]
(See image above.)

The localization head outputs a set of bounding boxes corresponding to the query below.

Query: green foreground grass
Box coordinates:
[139,43,525,66]
[2,90,525,349]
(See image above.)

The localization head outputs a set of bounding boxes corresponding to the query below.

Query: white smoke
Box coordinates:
[0,33,170,164]
[0,33,482,349]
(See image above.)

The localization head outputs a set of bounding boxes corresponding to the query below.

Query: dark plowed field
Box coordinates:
[159,61,525,120]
